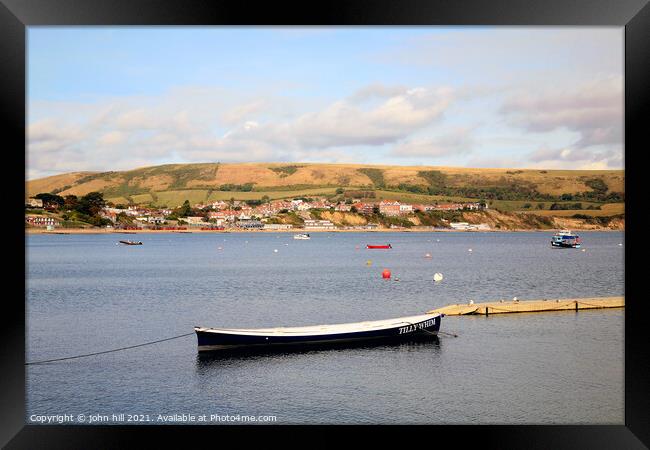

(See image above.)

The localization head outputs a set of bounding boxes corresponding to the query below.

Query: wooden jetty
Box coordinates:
[427,296,624,316]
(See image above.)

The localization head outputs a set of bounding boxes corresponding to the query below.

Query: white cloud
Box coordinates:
[501,76,623,149]
[390,127,474,158]
[221,100,267,125]
[528,145,623,169]
[348,83,409,102]
[97,131,125,146]
[279,86,454,149]
[28,120,85,152]
[498,76,623,169]
[27,83,460,179]
[114,109,156,130]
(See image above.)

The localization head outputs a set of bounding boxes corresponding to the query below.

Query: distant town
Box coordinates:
[25,192,492,232]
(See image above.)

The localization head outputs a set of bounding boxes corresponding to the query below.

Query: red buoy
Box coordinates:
[382,269,391,279]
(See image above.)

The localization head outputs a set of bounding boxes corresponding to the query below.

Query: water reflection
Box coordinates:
[195,335,441,369]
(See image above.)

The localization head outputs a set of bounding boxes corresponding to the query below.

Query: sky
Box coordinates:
[27,27,624,180]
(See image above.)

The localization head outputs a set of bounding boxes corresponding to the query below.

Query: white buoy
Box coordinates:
[436,239,440,242]
[433,273,443,282]
[274,249,278,253]
[217,246,223,250]
[425,253,432,258]
[618,243,623,246]
[582,248,586,252]
[513,296,518,302]
[469,299,474,305]
[468,248,473,252]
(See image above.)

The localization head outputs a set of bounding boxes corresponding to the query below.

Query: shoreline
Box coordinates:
[25,227,624,235]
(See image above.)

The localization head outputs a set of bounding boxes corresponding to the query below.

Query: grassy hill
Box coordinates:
[26,162,625,210]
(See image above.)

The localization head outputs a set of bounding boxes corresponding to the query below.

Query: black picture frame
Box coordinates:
[3,0,648,447]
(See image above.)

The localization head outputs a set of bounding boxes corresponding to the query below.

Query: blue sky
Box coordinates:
[27,27,623,179]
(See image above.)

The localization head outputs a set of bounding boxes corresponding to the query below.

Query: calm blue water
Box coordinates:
[26,231,624,424]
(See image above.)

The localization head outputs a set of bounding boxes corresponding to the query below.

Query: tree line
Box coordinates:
[33,192,112,227]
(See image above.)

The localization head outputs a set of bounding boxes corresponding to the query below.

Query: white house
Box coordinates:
[184,216,207,225]
[25,215,60,227]
[25,198,43,208]
[264,223,293,230]
[147,216,165,224]
[379,201,401,217]
[304,219,336,230]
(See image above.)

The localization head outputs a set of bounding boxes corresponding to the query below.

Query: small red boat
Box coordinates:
[367,244,392,249]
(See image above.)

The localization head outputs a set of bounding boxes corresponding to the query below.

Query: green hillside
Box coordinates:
[26,162,625,209]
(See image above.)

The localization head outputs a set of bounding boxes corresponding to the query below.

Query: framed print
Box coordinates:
[3,0,649,447]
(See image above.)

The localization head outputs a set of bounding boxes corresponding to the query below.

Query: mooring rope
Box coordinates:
[477,300,615,314]
[404,321,458,338]
[574,300,621,308]
[25,332,195,365]
[437,330,459,338]
[27,316,462,365]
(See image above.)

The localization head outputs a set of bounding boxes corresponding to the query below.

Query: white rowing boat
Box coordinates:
[195,312,442,352]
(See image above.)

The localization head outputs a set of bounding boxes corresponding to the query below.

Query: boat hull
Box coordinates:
[195,314,441,353]
[119,240,142,245]
[551,241,581,248]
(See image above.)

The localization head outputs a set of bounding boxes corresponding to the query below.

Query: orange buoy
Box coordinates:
[382,269,391,279]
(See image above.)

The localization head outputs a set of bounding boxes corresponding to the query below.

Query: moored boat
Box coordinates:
[293,233,311,240]
[195,312,442,352]
[551,230,581,248]
[367,244,392,249]
[119,240,143,245]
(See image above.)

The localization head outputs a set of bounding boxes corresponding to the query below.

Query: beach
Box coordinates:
[25,227,622,235]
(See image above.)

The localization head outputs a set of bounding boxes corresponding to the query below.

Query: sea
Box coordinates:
[26,231,625,424]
